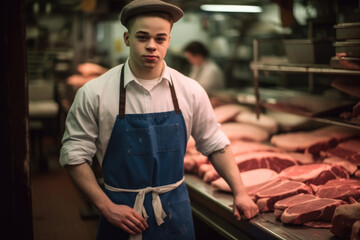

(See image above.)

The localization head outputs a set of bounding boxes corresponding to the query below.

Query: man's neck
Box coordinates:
[129,61,164,80]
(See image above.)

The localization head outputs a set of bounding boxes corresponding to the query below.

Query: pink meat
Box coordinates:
[271,125,359,155]
[273,194,317,219]
[229,140,280,156]
[200,151,297,183]
[312,179,360,202]
[220,122,269,142]
[255,180,313,212]
[278,163,349,185]
[323,138,360,166]
[235,151,298,173]
[281,198,345,224]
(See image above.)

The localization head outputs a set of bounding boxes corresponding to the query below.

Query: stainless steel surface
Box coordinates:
[185,174,339,240]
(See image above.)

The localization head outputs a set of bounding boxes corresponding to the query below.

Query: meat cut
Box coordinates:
[211,168,279,193]
[235,151,298,173]
[234,112,278,134]
[213,104,250,123]
[255,180,313,212]
[273,193,317,219]
[281,198,345,224]
[323,138,360,166]
[229,140,280,156]
[312,178,360,202]
[270,125,360,154]
[278,163,349,185]
[200,151,298,183]
[220,122,269,142]
[330,203,360,239]
[323,156,358,175]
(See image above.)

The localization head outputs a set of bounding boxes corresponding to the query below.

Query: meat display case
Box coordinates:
[185,174,337,240]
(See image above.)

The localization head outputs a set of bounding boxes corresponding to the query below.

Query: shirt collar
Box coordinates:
[124,59,172,87]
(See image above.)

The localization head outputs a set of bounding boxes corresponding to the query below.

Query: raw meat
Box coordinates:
[274,193,317,211]
[234,112,278,134]
[229,140,280,156]
[312,179,360,202]
[235,151,298,173]
[211,168,279,193]
[200,151,297,183]
[323,138,360,166]
[273,194,317,219]
[286,152,315,164]
[351,220,360,240]
[330,203,360,239]
[278,163,349,185]
[323,157,358,175]
[281,198,345,224]
[255,180,313,212]
[220,122,269,142]
[213,104,250,123]
[270,125,360,155]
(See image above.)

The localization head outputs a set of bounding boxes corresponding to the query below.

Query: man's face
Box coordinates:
[124,16,171,77]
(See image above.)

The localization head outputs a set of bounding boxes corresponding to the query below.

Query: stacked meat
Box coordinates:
[184,103,360,232]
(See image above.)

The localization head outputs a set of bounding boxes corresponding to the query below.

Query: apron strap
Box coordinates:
[118,65,181,118]
[169,80,181,114]
[119,66,126,119]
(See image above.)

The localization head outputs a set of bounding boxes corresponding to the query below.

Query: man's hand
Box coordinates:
[233,194,259,220]
[103,203,149,235]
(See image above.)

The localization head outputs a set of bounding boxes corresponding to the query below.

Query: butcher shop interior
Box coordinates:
[3,0,360,239]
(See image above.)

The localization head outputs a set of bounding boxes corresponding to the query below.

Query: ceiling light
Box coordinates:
[200,4,262,13]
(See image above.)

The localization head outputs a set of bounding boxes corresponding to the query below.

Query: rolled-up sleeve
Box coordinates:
[60,85,98,166]
[190,87,230,156]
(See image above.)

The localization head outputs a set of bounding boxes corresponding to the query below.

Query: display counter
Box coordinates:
[185,174,339,240]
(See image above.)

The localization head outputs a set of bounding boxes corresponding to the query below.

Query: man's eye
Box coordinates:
[137,36,148,41]
[156,38,166,43]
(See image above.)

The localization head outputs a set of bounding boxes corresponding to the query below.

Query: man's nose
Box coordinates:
[146,39,156,51]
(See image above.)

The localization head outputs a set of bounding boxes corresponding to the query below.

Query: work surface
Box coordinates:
[185,174,340,240]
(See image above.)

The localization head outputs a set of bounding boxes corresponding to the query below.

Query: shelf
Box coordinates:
[250,62,360,75]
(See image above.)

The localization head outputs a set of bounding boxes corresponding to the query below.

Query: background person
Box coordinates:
[184,41,225,93]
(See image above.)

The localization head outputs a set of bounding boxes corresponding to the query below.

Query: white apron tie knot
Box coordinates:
[104,177,185,240]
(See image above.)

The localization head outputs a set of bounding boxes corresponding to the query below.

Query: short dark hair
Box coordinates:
[125,11,174,31]
[184,41,209,58]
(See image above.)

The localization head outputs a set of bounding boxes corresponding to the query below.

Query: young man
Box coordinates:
[60,0,259,239]
[184,41,226,93]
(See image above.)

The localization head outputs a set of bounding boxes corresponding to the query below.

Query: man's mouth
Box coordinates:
[144,55,158,61]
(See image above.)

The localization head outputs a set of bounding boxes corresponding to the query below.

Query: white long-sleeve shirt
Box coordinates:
[60,60,229,167]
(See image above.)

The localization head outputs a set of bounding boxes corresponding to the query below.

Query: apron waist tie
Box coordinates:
[104,177,185,232]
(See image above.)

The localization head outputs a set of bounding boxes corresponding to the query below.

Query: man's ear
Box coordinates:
[123,32,130,46]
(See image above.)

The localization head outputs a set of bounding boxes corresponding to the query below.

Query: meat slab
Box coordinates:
[281,198,345,224]
[323,138,360,166]
[255,180,313,212]
[330,203,360,239]
[200,151,297,183]
[278,163,349,185]
[211,168,279,193]
[312,178,360,202]
[220,122,269,142]
[273,193,317,219]
[213,104,250,123]
[270,125,360,155]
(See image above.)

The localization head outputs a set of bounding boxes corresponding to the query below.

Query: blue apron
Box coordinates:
[97,66,195,240]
